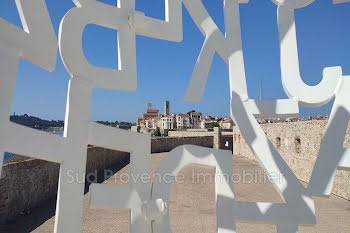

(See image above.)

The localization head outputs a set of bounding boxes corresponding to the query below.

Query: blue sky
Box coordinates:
[0,0,349,122]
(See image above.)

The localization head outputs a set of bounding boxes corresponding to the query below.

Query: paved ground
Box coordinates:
[2,153,350,233]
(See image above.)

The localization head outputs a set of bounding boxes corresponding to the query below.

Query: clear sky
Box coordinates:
[1,0,349,122]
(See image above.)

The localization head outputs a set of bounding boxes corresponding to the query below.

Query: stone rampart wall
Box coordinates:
[168,130,233,137]
[0,147,129,222]
[0,136,216,222]
[2,124,349,223]
[233,120,350,200]
[151,136,213,153]
[168,131,214,137]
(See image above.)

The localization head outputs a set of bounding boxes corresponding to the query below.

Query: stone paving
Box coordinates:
[2,153,350,233]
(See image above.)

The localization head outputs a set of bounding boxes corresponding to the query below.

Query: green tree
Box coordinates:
[153,127,161,137]
[209,121,220,128]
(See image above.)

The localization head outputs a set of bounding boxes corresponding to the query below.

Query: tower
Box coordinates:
[164,101,170,116]
[147,103,152,111]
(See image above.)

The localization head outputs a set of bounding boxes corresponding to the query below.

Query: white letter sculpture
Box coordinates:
[0,0,349,233]
[184,0,349,232]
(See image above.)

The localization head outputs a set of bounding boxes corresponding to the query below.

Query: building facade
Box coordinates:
[160,115,175,130]
[137,101,206,132]
[221,118,234,129]
[176,114,190,129]
[137,103,161,129]
[189,111,202,128]
[201,121,212,129]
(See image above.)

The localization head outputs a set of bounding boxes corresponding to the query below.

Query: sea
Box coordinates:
[4,152,13,161]
[3,131,63,162]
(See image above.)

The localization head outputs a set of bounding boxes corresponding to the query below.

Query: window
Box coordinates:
[295,137,301,153]
[276,137,281,148]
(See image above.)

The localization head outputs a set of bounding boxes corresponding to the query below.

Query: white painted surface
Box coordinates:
[183,0,349,232]
[88,124,152,233]
[307,77,350,196]
[151,145,235,233]
[247,99,299,118]
[0,0,57,70]
[276,4,342,107]
[183,0,249,102]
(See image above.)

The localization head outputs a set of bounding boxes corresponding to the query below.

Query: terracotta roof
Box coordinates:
[143,113,159,117]
[223,119,233,123]
[147,109,159,113]
[177,114,189,117]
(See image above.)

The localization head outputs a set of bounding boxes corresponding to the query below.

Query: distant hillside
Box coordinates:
[96,121,136,130]
[10,114,135,131]
[10,114,64,130]
[5,115,135,162]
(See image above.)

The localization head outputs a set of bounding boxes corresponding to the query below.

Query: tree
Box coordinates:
[153,127,161,137]
[209,121,220,128]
